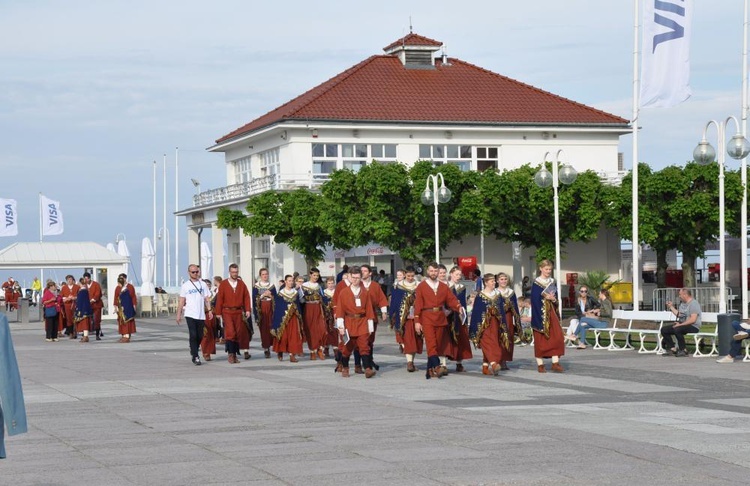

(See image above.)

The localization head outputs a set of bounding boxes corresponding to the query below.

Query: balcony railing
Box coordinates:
[192,172,331,207]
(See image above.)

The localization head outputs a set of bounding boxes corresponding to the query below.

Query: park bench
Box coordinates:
[591,310,673,353]
[691,312,719,357]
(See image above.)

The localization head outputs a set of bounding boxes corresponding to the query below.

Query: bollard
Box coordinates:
[18,298,29,324]
[717,313,740,356]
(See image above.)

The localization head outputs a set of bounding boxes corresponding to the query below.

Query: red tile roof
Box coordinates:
[383,33,443,51]
[216,36,629,145]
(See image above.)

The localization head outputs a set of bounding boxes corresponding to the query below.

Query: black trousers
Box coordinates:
[45,315,58,339]
[661,323,698,351]
[185,317,205,358]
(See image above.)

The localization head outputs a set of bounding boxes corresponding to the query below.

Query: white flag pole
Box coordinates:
[153,160,158,290]
[39,193,44,291]
[163,154,168,288]
[175,147,179,288]
[741,0,748,319]
[632,0,640,310]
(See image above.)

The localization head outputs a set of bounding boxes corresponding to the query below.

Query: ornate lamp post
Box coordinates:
[693,116,750,314]
[421,173,452,263]
[534,149,578,317]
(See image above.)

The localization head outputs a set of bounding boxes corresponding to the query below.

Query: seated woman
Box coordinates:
[567,287,611,349]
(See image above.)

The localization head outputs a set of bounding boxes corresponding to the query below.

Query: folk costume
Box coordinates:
[201,310,218,361]
[389,279,422,372]
[498,286,522,368]
[74,286,94,342]
[271,288,304,361]
[114,283,137,342]
[87,280,104,340]
[2,279,19,311]
[414,278,462,379]
[301,281,327,360]
[253,281,276,358]
[215,277,252,364]
[447,281,472,371]
[334,283,376,378]
[60,282,80,339]
[530,275,565,371]
[469,289,510,375]
[354,278,388,372]
[322,287,338,354]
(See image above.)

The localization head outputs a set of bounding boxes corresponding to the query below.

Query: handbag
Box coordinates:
[44,306,58,318]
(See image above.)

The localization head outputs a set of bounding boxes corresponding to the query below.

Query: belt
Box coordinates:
[305,300,321,304]
[422,307,443,312]
[224,306,243,310]
[346,313,365,318]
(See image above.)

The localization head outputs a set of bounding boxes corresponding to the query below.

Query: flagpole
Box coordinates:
[39,192,44,290]
[153,160,157,290]
[741,0,748,319]
[175,146,179,287]
[632,0,640,310]
[163,153,168,288]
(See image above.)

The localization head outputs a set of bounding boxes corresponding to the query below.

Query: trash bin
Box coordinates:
[18,298,29,324]
[717,312,740,356]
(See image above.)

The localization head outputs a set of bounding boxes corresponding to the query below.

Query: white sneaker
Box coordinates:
[733,331,749,341]
[716,355,735,364]
[740,322,750,330]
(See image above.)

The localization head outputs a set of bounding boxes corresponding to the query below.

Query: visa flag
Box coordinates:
[41,195,64,236]
[0,198,19,237]
[640,0,693,108]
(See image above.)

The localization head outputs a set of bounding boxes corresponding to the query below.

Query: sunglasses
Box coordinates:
[580,290,588,293]
[190,270,200,274]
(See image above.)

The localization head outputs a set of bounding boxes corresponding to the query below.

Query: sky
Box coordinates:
[0,0,745,287]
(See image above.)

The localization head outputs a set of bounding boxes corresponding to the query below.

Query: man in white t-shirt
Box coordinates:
[176,264,214,365]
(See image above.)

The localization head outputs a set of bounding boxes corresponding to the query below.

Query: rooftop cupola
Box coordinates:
[383,32,443,68]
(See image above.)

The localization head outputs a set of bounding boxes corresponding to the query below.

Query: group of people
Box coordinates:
[174,259,568,377]
[37,272,137,344]
[2,277,22,311]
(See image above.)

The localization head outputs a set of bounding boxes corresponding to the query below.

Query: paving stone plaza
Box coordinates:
[3,316,750,485]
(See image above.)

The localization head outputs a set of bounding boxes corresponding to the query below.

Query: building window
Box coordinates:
[255,238,270,255]
[313,161,336,175]
[476,146,499,172]
[232,156,252,184]
[231,242,240,268]
[371,144,397,160]
[260,148,280,177]
[419,144,472,171]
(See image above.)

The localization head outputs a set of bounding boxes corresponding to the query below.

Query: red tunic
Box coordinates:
[88,281,103,330]
[533,300,566,358]
[414,280,461,357]
[301,283,327,351]
[201,315,217,356]
[215,279,252,348]
[113,284,137,335]
[60,284,80,330]
[335,285,375,357]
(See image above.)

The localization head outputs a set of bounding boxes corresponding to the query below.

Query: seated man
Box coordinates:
[661,288,702,357]
[716,320,750,363]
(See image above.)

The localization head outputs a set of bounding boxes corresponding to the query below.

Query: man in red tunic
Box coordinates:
[60,275,80,339]
[83,272,104,340]
[113,274,137,343]
[215,263,252,364]
[414,262,464,380]
[355,264,388,373]
[2,277,18,311]
[334,266,376,378]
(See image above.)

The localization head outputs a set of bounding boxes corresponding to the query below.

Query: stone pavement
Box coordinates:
[3,314,750,486]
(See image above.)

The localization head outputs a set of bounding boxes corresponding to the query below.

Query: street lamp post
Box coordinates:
[693,117,750,314]
[534,149,578,318]
[421,173,452,264]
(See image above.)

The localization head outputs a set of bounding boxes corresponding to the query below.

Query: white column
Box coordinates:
[211,223,226,279]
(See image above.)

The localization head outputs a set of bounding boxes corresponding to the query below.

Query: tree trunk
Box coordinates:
[304,256,318,273]
[656,249,668,288]
[681,253,697,288]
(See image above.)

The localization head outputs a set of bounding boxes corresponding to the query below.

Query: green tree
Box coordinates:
[217,189,330,271]
[479,164,608,262]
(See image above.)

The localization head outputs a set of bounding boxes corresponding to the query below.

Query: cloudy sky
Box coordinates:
[0,0,744,285]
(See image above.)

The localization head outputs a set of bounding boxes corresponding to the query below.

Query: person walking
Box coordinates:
[176,264,214,366]
[113,273,137,343]
[215,264,252,364]
[41,280,60,342]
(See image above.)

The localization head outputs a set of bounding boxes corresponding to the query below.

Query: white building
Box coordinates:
[177,32,630,294]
